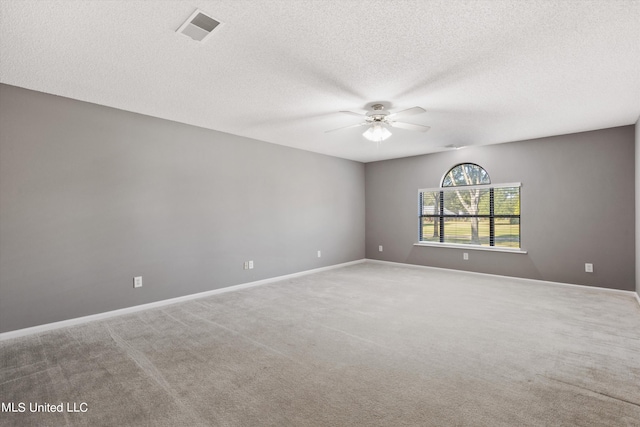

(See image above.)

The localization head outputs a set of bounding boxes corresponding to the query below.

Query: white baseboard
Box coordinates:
[366,259,638,298]
[0,259,366,341]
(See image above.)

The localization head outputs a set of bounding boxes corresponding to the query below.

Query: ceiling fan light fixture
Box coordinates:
[363,124,392,142]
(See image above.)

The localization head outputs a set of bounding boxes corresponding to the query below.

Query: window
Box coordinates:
[419,163,521,249]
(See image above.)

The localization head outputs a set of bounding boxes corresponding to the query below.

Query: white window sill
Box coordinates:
[414,242,527,254]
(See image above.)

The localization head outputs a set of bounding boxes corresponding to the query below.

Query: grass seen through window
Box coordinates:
[420,218,520,248]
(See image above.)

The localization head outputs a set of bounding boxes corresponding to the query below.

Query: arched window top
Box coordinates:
[442,163,490,187]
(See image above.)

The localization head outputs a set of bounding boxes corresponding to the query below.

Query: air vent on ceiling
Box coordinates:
[176,9,221,42]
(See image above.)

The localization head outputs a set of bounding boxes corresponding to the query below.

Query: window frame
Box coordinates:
[417,181,523,252]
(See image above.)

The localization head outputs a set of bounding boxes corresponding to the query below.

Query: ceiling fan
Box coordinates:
[326,104,430,142]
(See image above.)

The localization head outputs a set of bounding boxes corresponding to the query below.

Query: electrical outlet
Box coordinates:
[133,276,143,288]
[585,263,593,273]
[317,250,321,258]
[463,253,469,260]
[379,245,383,252]
[249,260,254,269]
[243,261,249,270]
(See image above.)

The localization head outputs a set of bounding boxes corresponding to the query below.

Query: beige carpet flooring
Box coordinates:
[1,262,639,426]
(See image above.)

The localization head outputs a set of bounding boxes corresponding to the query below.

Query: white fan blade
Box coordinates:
[389,121,431,132]
[387,106,426,120]
[339,110,367,118]
[325,122,367,133]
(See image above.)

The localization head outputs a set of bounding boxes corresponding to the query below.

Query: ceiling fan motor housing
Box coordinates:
[367,104,390,122]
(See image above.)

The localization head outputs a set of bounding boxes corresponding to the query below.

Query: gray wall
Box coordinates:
[0,84,365,333]
[636,117,640,297]
[365,126,635,291]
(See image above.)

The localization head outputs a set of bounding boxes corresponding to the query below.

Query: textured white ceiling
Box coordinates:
[1,0,639,162]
